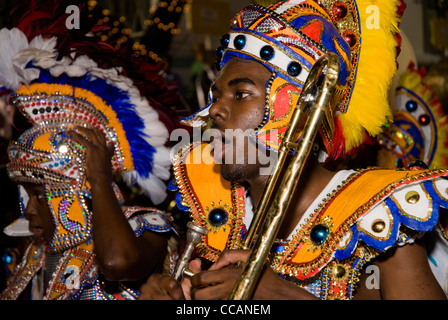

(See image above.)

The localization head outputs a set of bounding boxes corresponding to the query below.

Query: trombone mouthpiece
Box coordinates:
[172,222,209,281]
[186,222,209,243]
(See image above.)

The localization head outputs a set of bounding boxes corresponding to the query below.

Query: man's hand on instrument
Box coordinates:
[138,274,186,300]
[189,249,310,300]
[189,249,249,300]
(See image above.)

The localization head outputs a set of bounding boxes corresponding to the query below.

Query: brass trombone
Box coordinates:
[229,52,340,300]
[172,222,209,281]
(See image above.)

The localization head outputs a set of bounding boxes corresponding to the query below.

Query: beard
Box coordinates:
[220,162,262,182]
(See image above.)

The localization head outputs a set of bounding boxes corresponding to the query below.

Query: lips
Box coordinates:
[29,223,44,238]
[211,130,229,161]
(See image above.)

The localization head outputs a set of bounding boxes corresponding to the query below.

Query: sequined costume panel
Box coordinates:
[172,143,448,299]
[1,206,174,300]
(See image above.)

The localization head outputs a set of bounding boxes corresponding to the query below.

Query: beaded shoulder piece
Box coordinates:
[0,205,171,300]
[126,206,174,236]
[271,167,448,277]
[272,167,448,299]
[172,143,448,299]
[171,142,246,261]
[0,242,45,300]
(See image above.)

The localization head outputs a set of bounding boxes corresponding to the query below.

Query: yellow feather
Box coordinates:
[339,0,402,152]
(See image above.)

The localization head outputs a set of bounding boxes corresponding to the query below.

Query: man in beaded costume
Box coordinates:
[139,0,448,300]
[0,3,179,300]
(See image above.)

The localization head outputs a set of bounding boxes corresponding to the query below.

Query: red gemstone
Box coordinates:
[418,114,430,125]
[332,1,348,21]
[343,30,357,48]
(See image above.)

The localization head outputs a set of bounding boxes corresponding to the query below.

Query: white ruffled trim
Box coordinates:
[0,28,57,90]
[3,218,33,237]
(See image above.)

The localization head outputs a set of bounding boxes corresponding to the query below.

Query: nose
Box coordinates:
[24,197,38,221]
[208,98,230,125]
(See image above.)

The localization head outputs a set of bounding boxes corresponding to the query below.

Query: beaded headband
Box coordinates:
[182,0,404,159]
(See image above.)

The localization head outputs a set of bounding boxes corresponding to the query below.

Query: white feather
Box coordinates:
[0,28,30,90]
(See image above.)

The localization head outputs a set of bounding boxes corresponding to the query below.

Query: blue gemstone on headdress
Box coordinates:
[215,46,225,60]
[405,100,418,112]
[310,224,329,245]
[287,61,302,77]
[234,35,247,50]
[220,34,230,48]
[208,208,229,228]
[260,45,275,61]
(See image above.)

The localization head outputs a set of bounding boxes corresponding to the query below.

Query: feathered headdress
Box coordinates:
[0,1,179,251]
[0,1,178,205]
[182,0,405,160]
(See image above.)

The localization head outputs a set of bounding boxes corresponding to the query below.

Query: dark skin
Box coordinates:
[16,127,167,301]
[23,184,56,245]
[14,183,53,300]
[138,57,446,300]
[65,126,168,282]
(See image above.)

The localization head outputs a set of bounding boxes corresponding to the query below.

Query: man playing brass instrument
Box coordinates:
[140,0,448,300]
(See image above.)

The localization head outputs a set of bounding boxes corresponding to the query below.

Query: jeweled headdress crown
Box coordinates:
[183,0,405,159]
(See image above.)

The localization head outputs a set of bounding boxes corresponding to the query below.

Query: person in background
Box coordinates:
[0,1,179,300]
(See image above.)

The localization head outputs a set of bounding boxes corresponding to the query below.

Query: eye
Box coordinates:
[36,192,46,202]
[211,94,220,104]
[28,187,46,202]
[235,91,250,100]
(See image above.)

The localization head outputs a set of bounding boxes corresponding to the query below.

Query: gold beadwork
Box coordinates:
[371,219,386,233]
[332,265,346,278]
[405,190,420,204]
